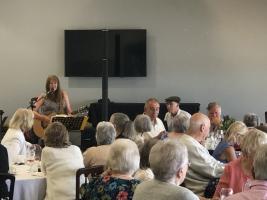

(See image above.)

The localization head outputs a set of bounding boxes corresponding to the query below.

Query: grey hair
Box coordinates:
[144,98,160,110]
[253,144,267,180]
[107,139,140,175]
[121,121,135,140]
[170,114,190,133]
[206,102,221,111]
[134,114,152,134]
[109,113,130,135]
[243,113,259,127]
[9,108,34,132]
[96,121,116,145]
[44,122,71,148]
[149,139,188,182]
[241,128,267,157]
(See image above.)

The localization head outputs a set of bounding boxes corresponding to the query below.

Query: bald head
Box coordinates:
[188,113,210,142]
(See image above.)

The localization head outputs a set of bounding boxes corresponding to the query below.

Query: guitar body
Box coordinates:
[32,105,89,138]
[33,113,53,138]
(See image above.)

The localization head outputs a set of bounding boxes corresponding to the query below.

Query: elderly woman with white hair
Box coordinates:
[133,114,153,149]
[1,108,34,165]
[133,139,199,200]
[213,128,267,198]
[225,143,267,200]
[83,139,140,199]
[83,121,116,167]
[168,113,190,139]
[109,112,130,138]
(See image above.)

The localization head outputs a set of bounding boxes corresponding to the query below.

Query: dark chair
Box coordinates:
[75,165,104,200]
[0,173,15,200]
[265,111,267,123]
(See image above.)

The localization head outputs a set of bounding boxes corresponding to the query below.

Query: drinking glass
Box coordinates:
[26,146,36,167]
[220,188,233,200]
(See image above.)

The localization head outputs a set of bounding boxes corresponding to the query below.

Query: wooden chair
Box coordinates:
[75,165,104,200]
[0,173,15,200]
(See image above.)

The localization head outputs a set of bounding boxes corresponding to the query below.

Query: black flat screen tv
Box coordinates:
[65,29,146,77]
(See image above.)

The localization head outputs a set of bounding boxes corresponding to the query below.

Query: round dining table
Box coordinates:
[12,163,46,200]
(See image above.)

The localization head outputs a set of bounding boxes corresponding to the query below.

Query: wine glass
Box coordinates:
[220,188,233,200]
[26,145,36,171]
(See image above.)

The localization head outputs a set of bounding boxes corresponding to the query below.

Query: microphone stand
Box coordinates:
[27,91,51,110]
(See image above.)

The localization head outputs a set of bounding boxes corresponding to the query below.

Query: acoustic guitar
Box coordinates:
[33,106,89,138]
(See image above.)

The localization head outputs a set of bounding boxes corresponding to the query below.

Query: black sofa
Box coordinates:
[88,102,200,128]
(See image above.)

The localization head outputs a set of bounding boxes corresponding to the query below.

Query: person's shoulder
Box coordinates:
[175,186,199,200]
[61,90,69,97]
[69,145,82,152]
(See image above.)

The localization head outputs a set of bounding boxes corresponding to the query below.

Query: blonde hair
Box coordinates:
[241,128,267,157]
[9,108,34,132]
[224,121,248,145]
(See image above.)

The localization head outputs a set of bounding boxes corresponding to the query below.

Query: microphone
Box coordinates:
[43,90,53,98]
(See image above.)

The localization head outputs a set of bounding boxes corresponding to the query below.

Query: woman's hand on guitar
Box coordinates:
[33,111,51,123]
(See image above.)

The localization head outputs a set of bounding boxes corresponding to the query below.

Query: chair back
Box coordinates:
[75,165,104,200]
[0,173,15,200]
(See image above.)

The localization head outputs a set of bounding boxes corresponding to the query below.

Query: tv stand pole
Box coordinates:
[102,29,109,121]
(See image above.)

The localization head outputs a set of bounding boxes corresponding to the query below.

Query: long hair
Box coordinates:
[45,75,63,104]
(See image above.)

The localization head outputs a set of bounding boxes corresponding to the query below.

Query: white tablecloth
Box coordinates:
[13,164,46,200]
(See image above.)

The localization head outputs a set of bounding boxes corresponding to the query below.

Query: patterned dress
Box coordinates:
[82,175,140,200]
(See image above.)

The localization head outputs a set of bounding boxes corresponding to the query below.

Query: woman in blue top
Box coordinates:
[212,121,248,163]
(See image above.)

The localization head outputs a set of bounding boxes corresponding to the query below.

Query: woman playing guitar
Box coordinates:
[34,75,72,115]
[32,75,72,139]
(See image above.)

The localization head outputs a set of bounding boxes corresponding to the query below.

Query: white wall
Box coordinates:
[1,0,267,122]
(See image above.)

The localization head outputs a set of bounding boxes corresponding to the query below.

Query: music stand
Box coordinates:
[51,116,88,131]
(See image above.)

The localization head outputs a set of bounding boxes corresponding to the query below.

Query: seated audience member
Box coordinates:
[243,113,260,127]
[82,139,140,200]
[225,144,267,200]
[133,114,153,149]
[109,112,130,138]
[212,121,248,163]
[83,121,116,167]
[164,96,191,131]
[204,102,223,150]
[0,144,9,199]
[179,113,224,195]
[168,114,190,139]
[1,108,34,165]
[41,122,84,200]
[144,98,165,137]
[120,120,135,139]
[133,139,199,200]
[213,128,267,198]
[134,138,158,182]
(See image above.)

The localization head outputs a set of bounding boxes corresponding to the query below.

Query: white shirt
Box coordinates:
[41,145,84,200]
[1,128,31,165]
[179,134,225,195]
[164,109,191,130]
[150,118,165,137]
